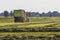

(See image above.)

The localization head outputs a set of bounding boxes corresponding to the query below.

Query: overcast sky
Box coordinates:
[0,0,60,13]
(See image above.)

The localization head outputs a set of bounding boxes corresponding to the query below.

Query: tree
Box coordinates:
[41,12,45,17]
[10,11,13,17]
[49,14,53,17]
[47,11,52,17]
[4,11,9,17]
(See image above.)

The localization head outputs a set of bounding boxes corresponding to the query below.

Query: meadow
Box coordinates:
[0,17,60,40]
[0,17,60,29]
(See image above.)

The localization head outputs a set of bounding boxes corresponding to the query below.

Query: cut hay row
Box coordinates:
[0,32,60,40]
[0,32,60,36]
[0,23,55,28]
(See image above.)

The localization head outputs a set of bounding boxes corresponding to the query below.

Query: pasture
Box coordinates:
[0,17,60,40]
[0,17,60,28]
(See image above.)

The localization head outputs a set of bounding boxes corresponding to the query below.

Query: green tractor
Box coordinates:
[14,9,29,22]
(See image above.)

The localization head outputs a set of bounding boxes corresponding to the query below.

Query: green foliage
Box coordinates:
[4,11,9,17]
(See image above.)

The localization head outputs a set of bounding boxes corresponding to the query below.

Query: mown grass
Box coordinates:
[0,32,59,40]
[0,17,60,28]
[0,32,60,37]
[0,17,60,38]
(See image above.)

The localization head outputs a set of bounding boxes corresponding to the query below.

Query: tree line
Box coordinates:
[0,11,13,17]
[26,11,60,17]
[0,10,60,17]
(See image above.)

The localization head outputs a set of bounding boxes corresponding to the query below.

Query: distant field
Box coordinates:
[0,17,60,23]
[0,17,60,27]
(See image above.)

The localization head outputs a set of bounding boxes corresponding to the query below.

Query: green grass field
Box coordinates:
[0,17,60,40]
[0,17,60,28]
[0,17,60,30]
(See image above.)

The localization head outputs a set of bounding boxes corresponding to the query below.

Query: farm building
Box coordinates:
[14,9,29,22]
